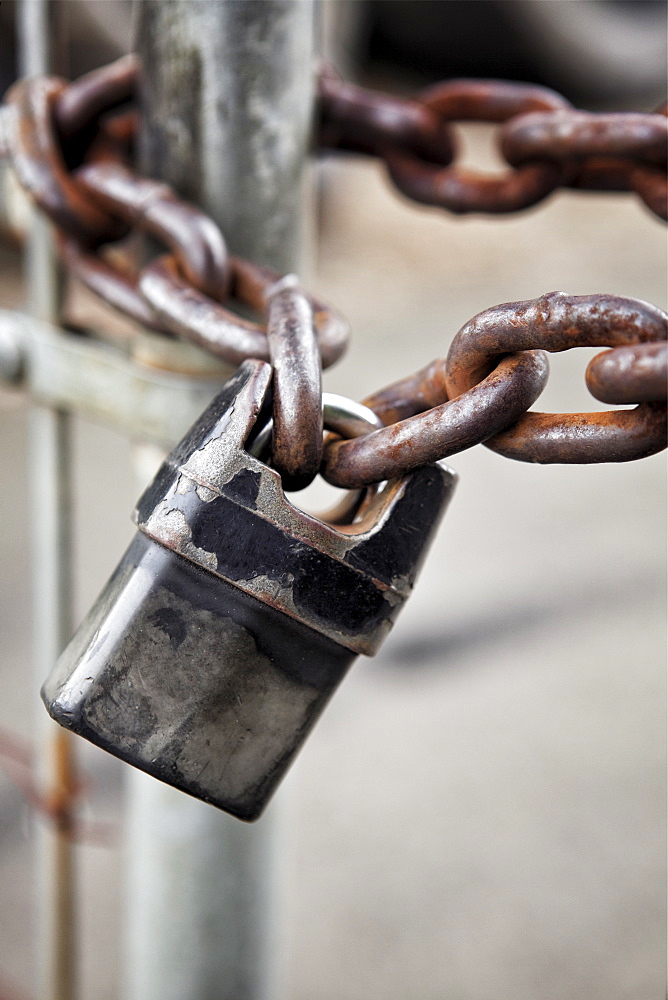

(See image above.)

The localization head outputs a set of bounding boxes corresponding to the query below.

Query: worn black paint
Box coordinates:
[172,482,390,636]
[149,606,188,650]
[346,465,450,585]
[135,361,455,655]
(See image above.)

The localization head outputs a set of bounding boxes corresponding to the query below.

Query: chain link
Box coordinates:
[264,275,324,491]
[319,73,668,220]
[1,56,666,488]
[445,292,667,465]
[323,293,667,487]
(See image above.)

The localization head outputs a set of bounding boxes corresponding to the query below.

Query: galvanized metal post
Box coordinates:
[19,3,78,1000]
[125,3,315,999]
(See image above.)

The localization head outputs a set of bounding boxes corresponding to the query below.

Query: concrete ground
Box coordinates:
[0,137,665,999]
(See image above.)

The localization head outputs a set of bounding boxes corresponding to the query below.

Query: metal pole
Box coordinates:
[125,4,315,999]
[19,3,78,1000]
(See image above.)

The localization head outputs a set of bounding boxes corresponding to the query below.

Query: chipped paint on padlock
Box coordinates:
[135,360,454,655]
[42,361,456,820]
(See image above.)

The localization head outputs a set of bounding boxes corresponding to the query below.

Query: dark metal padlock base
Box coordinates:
[42,532,355,821]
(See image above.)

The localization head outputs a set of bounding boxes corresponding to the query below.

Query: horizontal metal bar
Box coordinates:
[0,308,227,446]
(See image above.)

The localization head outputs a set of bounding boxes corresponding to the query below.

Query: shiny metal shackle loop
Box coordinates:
[248,393,384,463]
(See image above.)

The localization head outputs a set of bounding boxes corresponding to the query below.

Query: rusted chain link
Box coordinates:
[323,293,667,486]
[59,235,170,333]
[586,342,668,405]
[1,56,666,489]
[386,79,574,215]
[75,161,231,301]
[318,74,668,219]
[54,53,137,139]
[139,254,348,369]
[323,350,550,487]
[318,63,455,164]
[2,75,128,245]
[444,292,667,464]
[501,111,667,168]
[265,275,323,491]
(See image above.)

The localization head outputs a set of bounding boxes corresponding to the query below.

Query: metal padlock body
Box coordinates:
[42,360,456,820]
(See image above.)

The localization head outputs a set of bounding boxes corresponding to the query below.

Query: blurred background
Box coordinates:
[0,2,666,999]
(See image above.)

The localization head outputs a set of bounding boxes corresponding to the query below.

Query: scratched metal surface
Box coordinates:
[0,137,665,998]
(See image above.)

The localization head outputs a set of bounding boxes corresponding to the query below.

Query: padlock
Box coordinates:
[42,360,456,820]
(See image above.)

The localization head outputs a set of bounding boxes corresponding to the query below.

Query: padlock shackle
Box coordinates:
[247,392,384,462]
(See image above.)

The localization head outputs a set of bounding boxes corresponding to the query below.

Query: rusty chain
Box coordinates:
[318,66,668,219]
[0,55,666,490]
